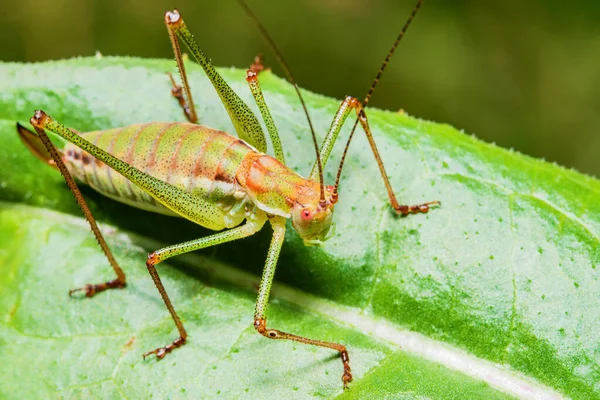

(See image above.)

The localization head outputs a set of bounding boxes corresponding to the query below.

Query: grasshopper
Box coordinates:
[17,0,438,388]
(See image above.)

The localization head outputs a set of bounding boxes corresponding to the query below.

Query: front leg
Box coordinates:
[308,96,440,216]
[253,217,352,388]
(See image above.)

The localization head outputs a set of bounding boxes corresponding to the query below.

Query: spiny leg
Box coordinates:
[327,1,433,215]
[350,100,439,215]
[142,219,265,359]
[245,68,285,163]
[164,13,198,124]
[310,96,440,215]
[165,9,268,153]
[254,217,352,388]
[23,123,126,297]
[308,96,356,182]
[167,71,197,124]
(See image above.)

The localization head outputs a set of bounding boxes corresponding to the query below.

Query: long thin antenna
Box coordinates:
[335,0,424,192]
[236,0,326,204]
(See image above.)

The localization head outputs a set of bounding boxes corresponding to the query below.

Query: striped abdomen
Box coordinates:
[64,122,257,228]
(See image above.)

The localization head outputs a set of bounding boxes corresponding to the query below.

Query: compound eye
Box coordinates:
[301,208,312,221]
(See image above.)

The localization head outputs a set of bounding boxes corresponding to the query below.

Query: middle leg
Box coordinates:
[143,218,266,359]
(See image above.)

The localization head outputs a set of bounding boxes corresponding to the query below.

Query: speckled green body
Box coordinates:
[62,122,319,231]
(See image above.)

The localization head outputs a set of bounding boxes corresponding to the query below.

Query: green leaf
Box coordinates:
[0,57,598,398]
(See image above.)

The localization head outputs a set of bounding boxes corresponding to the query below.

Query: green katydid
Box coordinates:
[17,0,438,388]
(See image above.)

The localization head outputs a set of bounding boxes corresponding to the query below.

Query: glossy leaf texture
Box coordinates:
[0,58,599,399]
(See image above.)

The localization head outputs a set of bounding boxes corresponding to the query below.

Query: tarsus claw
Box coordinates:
[143,337,186,360]
[69,279,125,297]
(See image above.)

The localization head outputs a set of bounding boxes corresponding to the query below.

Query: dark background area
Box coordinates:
[1,0,599,177]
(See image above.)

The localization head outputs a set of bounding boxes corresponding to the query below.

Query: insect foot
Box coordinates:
[143,337,186,360]
[254,317,353,389]
[341,349,353,389]
[68,279,126,298]
[143,252,189,359]
[395,200,441,216]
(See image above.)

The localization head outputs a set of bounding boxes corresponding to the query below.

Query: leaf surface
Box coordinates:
[1,57,598,399]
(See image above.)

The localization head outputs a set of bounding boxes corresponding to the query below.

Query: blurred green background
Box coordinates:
[1,0,599,177]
